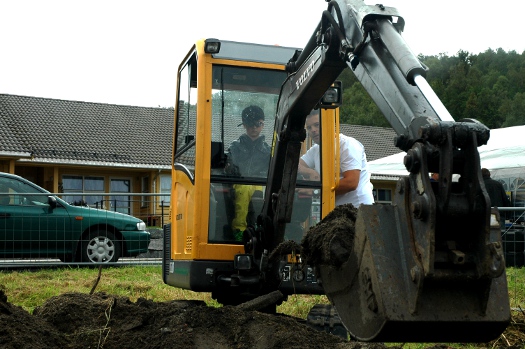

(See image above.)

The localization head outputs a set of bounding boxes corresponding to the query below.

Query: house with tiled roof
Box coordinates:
[0,93,401,222]
[0,94,174,225]
[340,124,398,161]
[339,124,400,202]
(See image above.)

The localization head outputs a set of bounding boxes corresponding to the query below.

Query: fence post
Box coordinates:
[161,202,164,227]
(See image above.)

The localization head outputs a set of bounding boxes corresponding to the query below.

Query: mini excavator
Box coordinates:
[163,0,510,342]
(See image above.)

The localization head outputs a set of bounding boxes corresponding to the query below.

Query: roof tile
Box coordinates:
[0,94,173,167]
[0,94,400,168]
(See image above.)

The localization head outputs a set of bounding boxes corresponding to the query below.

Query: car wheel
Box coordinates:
[80,230,121,263]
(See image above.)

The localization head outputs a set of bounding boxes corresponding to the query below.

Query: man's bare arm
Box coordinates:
[298,159,320,180]
[335,169,360,195]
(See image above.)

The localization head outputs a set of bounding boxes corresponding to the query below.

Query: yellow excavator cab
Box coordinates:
[164,39,339,300]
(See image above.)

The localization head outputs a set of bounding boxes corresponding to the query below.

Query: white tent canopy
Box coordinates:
[368,125,525,179]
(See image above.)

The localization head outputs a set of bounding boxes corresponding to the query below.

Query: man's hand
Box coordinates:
[303,168,320,181]
[298,159,320,181]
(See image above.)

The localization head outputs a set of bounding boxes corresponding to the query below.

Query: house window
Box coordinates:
[373,188,392,203]
[160,175,171,206]
[62,175,104,207]
[141,176,150,208]
[110,178,131,215]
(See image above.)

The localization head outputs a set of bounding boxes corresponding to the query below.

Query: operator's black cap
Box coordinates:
[239,105,265,127]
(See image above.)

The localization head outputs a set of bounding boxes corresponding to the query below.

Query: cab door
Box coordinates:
[171,50,199,261]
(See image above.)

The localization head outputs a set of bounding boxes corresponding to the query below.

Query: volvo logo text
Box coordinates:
[295,61,315,90]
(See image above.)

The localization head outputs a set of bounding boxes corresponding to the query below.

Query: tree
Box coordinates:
[501,92,525,127]
[340,83,389,127]
[335,48,525,129]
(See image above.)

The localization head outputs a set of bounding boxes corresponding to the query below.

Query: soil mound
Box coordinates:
[0,290,389,349]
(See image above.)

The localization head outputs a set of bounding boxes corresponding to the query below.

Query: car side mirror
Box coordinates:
[48,196,57,209]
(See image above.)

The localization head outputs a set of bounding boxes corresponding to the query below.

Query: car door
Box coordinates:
[0,175,72,259]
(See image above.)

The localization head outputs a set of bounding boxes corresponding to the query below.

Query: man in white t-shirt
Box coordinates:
[298,110,374,207]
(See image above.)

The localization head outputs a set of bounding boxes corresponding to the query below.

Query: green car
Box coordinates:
[0,172,150,263]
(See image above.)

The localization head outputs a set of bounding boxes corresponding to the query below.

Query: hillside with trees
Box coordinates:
[338,48,525,129]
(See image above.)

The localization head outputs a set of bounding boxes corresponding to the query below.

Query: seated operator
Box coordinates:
[226,105,271,241]
[298,109,374,207]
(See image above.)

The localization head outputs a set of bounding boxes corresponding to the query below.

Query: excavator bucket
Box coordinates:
[317,203,511,342]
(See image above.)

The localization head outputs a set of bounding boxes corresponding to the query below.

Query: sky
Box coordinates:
[2,0,525,108]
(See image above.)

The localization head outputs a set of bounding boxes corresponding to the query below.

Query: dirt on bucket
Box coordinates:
[301,203,358,269]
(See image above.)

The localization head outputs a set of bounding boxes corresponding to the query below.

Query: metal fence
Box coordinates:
[2,197,525,270]
[57,192,169,228]
[0,192,166,268]
[499,207,525,267]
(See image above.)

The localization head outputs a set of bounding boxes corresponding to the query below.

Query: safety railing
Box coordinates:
[0,192,167,267]
[2,197,525,269]
[55,192,169,227]
[498,207,525,267]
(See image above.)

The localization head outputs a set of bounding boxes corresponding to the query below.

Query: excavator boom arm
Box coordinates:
[260,0,509,342]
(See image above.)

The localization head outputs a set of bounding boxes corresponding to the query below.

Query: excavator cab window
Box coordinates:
[208,65,282,243]
[173,52,197,170]
[208,65,322,243]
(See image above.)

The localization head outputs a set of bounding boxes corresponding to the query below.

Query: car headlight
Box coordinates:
[137,221,146,231]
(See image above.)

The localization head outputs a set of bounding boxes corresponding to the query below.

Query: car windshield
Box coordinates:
[0,176,49,205]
